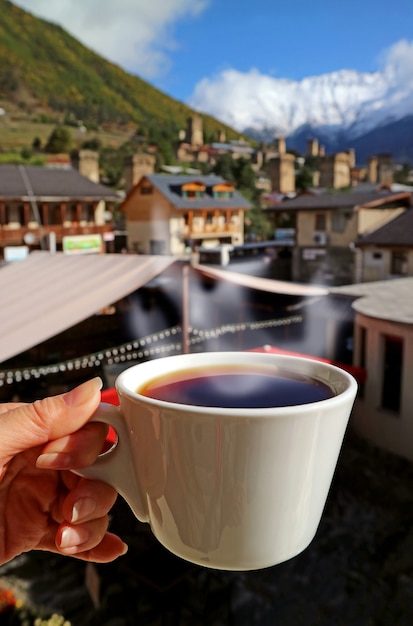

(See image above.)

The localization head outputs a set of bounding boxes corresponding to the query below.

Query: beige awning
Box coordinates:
[0,251,174,363]
[193,263,329,296]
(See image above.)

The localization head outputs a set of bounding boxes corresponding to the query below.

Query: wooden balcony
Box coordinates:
[0,223,114,246]
[183,222,240,238]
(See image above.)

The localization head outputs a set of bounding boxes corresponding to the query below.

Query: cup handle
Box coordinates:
[72,402,149,523]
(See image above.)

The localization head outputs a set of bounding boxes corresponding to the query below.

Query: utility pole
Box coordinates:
[182,262,190,354]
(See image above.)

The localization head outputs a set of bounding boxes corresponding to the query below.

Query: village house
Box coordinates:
[265,189,412,285]
[354,208,413,281]
[331,278,413,462]
[120,173,251,255]
[0,161,120,257]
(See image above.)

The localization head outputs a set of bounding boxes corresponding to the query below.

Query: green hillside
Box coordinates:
[0,0,238,143]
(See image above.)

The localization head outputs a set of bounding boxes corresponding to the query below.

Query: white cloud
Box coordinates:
[188,40,413,134]
[12,0,209,79]
[190,69,297,132]
[380,39,413,87]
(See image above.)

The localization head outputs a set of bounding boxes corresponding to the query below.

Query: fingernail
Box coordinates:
[72,497,96,523]
[60,526,90,550]
[64,378,103,407]
[36,452,71,469]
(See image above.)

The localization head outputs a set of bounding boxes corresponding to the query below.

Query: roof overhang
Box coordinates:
[0,251,174,363]
[193,263,329,296]
[354,192,411,209]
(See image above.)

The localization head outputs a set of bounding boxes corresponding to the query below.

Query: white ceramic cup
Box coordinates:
[75,351,357,571]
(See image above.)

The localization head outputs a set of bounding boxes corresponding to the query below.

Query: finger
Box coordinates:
[61,478,118,524]
[61,532,128,563]
[0,378,103,465]
[36,422,109,470]
[56,517,123,556]
[0,402,27,415]
[39,529,128,563]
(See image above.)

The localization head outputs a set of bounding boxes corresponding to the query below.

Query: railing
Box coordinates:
[0,223,113,245]
[183,223,240,237]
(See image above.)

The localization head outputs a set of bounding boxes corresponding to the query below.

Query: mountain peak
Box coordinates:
[189,42,413,161]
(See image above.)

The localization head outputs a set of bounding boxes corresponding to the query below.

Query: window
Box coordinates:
[140,185,153,195]
[181,182,205,198]
[358,326,367,399]
[331,211,347,233]
[278,212,295,228]
[314,213,326,231]
[50,204,62,225]
[83,203,94,223]
[391,251,408,275]
[381,334,403,413]
[183,189,204,198]
[7,204,23,225]
[150,240,166,254]
[213,190,233,199]
[211,183,234,199]
[67,204,78,222]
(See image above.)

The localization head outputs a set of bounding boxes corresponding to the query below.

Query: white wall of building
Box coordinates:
[352,311,413,461]
[127,219,171,254]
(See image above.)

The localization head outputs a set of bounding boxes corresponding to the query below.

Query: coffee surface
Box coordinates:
[138,366,334,408]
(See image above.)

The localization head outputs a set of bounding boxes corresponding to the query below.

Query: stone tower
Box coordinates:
[306,138,319,157]
[71,150,99,183]
[377,154,393,185]
[319,153,351,188]
[268,153,295,194]
[124,153,156,192]
[274,137,286,154]
[186,114,204,147]
[367,156,378,183]
[347,148,356,169]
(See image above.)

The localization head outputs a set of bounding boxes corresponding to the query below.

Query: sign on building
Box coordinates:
[4,246,29,262]
[63,234,103,254]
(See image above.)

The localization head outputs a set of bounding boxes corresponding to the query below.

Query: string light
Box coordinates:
[0,316,302,386]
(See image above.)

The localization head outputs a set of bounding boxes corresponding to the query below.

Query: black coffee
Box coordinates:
[138,365,334,408]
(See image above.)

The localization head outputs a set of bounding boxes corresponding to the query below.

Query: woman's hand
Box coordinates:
[0,378,127,565]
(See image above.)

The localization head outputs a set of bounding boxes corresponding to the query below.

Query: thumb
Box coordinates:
[0,378,103,465]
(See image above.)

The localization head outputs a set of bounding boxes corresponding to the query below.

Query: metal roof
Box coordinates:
[266,190,412,212]
[331,277,413,324]
[193,264,329,296]
[144,174,252,210]
[0,251,174,363]
[0,165,120,201]
[356,208,413,246]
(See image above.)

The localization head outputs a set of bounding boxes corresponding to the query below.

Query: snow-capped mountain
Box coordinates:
[191,68,393,136]
[189,43,413,162]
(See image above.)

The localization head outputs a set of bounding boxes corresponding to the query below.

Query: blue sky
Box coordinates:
[12,0,413,121]
[164,0,413,100]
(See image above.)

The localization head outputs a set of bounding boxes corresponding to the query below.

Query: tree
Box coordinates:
[244,207,274,242]
[81,137,102,151]
[44,125,72,154]
[296,166,314,191]
[212,154,235,182]
[32,136,42,151]
[155,138,175,168]
[394,162,412,184]
[233,157,256,191]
